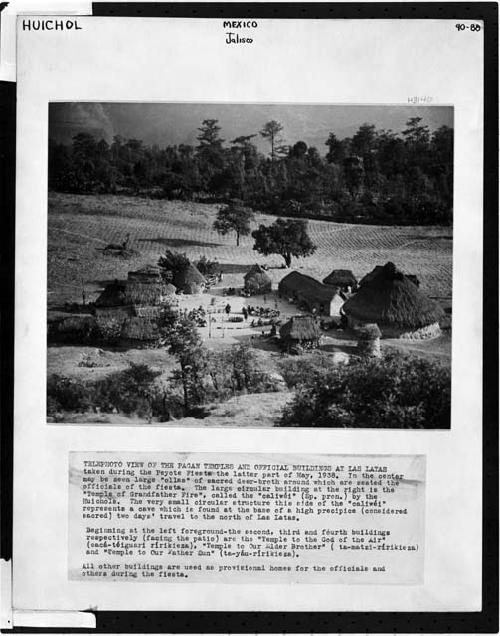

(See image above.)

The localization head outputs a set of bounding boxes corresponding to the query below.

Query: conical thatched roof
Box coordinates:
[95,280,127,307]
[279,315,321,341]
[173,262,206,293]
[323,269,357,288]
[342,262,444,329]
[244,264,272,292]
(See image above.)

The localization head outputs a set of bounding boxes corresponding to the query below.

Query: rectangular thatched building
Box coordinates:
[278,271,346,317]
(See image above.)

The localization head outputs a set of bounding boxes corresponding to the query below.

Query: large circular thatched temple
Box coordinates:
[341,262,444,340]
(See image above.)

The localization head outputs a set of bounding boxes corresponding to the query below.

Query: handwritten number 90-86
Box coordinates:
[455,23,481,31]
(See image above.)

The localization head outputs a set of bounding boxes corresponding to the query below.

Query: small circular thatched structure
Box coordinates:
[323,269,357,291]
[173,262,206,294]
[244,264,272,295]
[279,315,322,353]
[342,262,444,340]
[356,323,382,357]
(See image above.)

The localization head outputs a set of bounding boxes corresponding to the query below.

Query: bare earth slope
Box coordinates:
[48,193,452,307]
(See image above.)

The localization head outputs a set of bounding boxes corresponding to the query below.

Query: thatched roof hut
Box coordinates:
[124,265,171,305]
[323,269,357,290]
[173,262,206,294]
[342,262,444,339]
[278,271,345,317]
[244,264,272,295]
[94,280,127,308]
[279,315,322,347]
[279,272,337,303]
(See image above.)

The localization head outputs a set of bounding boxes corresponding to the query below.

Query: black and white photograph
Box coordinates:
[47,102,453,428]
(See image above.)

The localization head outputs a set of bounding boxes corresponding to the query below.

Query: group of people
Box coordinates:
[244,305,280,319]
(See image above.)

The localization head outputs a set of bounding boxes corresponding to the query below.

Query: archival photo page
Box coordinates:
[47,102,453,429]
[13,15,485,618]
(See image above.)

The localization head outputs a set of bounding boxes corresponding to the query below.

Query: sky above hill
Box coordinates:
[49,102,453,154]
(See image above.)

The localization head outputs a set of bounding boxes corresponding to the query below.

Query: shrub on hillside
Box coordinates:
[196,255,220,277]
[279,351,450,429]
[48,315,99,344]
[93,363,162,417]
[157,250,190,282]
[278,351,337,388]
[47,364,173,420]
[47,374,93,414]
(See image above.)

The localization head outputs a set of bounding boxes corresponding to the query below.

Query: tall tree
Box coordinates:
[252,217,316,267]
[71,133,98,192]
[213,199,254,246]
[343,155,365,199]
[260,120,284,162]
[197,119,224,149]
[290,140,308,159]
[158,307,208,410]
[351,123,377,157]
[158,250,190,282]
[325,133,349,164]
[402,117,430,148]
[196,119,226,186]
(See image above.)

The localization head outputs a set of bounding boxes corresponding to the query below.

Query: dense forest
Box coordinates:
[48,117,453,225]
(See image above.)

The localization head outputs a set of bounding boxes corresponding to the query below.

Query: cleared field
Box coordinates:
[48,192,453,307]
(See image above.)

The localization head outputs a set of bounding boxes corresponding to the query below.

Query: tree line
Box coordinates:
[49,116,453,225]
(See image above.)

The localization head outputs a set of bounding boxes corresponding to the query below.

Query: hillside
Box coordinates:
[48,192,452,307]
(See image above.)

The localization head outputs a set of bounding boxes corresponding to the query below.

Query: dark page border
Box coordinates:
[2,3,498,633]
